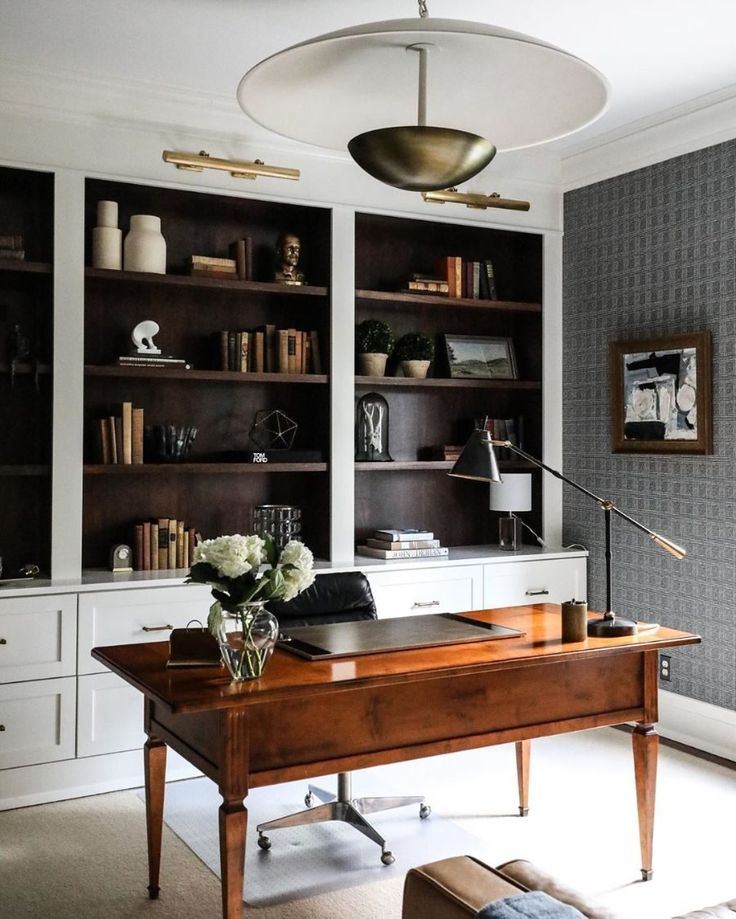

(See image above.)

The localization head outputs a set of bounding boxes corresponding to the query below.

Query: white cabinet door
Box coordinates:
[483,558,587,608]
[78,585,212,675]
[0,595,77,684]
[0,677,76,769]
[367,565,483,619]
[77,672,146,757]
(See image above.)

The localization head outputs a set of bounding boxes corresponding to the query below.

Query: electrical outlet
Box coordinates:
[659,654,671,682]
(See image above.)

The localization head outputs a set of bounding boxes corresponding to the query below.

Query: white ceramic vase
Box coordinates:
[92,200,122,270]
[124,214,166,274]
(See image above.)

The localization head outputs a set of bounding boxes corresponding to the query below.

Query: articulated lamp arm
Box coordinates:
[491,440,686,561]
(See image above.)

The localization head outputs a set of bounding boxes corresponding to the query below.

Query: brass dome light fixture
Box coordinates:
[237,2,608,193]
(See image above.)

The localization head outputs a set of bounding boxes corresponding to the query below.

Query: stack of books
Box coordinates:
[117,354,192,369]
[0,233,24,261]
[400,273,449,295]
[220,326,322,374]
[357,528,448,560]
[188,255,238,279]
[94,401,144,464]
[132,518,199,571]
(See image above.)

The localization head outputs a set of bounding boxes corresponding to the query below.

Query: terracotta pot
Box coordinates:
[401,359,430,378]
[358,352,388,376]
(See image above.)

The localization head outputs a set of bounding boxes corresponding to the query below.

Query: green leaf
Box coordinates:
[207,600,223,637]
[264,533,278,568]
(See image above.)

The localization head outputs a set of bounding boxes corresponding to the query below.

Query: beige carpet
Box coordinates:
[0,789,404,919]
[2,729,735,918]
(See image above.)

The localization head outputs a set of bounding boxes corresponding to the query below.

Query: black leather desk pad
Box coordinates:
[277,613,524,660]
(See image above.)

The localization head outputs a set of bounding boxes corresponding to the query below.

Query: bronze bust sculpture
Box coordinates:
[274,232,305,286]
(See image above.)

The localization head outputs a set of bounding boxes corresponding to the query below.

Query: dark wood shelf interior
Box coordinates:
[83,178,332,568]
[84,462,328,474]
[0,165,54,574]
[85,365,327,384]
[354,210,543,547]
[355,288,540,313]
[355,375,541,390]
[0,259,52,275]
[86,266,327,297]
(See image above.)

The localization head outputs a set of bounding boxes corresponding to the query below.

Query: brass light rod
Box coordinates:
[422,188,530,211]
[162,150,300,181]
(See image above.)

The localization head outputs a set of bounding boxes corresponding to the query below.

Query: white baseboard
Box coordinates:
[658,690,736,763]
[0,748,201,811]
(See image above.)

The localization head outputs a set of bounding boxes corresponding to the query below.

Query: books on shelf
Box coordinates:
[373,528,435,542]
[357,528,447,560]
[219,326,322,374]
[0,234,25,260]
[229,238,253,281]
[357,545,449,560]
[434,255,498,300]
[401,274,449,295]
[117,354,192,369]
[188,255,238,279]
[94,402,144,465]
[366,537,440,550]
[133,518,200,571]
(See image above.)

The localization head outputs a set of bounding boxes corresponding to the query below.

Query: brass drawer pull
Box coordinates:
[0,638,6,644]
[411,600,440,609]
[141,624,174,632]
[525,588,549,596]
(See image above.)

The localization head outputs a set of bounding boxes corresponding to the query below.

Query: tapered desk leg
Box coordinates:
[516,740,530,816]
[632,722,658,881]
[219,797,248,919]
[144,737,167,899]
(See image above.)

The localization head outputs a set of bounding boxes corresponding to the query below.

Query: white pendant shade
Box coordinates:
[238,18,608,153]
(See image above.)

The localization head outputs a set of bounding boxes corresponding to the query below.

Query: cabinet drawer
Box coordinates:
[483,558,586,608]
[77,672,147,757]
[78,585,212,674]
[0,677,76,769]
[0,595,77,684]
[367,565,483,619]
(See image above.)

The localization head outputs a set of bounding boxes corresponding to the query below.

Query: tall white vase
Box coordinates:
[124,214,166,274]
[92,200,122,270]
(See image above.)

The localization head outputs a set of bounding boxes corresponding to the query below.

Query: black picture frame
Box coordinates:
[444,334,518,380]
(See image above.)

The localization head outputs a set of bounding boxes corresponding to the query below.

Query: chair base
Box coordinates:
[256,774,430,865]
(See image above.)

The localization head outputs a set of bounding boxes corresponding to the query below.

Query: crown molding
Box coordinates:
[561,84,736,191]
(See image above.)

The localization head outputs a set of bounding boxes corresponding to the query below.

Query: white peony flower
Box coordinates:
[194,534,266,580]
[278,540,315,600]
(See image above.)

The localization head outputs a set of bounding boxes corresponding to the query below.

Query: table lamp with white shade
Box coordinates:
[489,473,532,551]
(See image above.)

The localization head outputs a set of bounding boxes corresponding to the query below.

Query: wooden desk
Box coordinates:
[92,604,699,919]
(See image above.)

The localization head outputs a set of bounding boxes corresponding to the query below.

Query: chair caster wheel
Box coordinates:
[304,791,314,808]
[419,803,431,819]
[257,834,271,851]
[381,850,395,866]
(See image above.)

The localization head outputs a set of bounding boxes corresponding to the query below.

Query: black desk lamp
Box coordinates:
[448,428,686,637]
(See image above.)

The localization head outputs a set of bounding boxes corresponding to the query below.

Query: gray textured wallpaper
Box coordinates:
[563,140,736,710]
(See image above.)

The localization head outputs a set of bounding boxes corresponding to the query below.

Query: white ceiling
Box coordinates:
[4,0,736,157]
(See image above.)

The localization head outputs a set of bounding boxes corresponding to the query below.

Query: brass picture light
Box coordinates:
[162,150,299,182]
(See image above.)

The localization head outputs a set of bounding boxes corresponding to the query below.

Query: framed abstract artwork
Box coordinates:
[610,331,712,454]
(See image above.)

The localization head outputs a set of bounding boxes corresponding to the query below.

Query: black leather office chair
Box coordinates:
[256,571,430,865]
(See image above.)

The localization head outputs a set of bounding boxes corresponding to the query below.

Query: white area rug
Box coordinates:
[152,770,493,907]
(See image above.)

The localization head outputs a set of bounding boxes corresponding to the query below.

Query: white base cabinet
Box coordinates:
[0,548,586,810]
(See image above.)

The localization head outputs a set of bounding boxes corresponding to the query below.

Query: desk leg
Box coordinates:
[144,736,167,899]
[632,722,658,881]
[219,797,247,919]
[516,740,530,816]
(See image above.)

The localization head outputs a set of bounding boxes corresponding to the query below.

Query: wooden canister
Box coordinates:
[561,599,588,642]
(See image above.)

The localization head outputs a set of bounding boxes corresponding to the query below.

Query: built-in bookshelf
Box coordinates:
[353,212,543,549]
[82,178,331,568]
[0,165,54,576]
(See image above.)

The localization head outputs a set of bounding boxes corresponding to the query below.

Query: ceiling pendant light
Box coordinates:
[237,2,608,193]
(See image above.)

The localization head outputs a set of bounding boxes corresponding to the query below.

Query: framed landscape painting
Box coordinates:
[444,335,518,380]
[610,331,712,454]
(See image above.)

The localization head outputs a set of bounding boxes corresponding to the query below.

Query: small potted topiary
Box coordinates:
[393,332,435,378]
[356,319,394,376]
